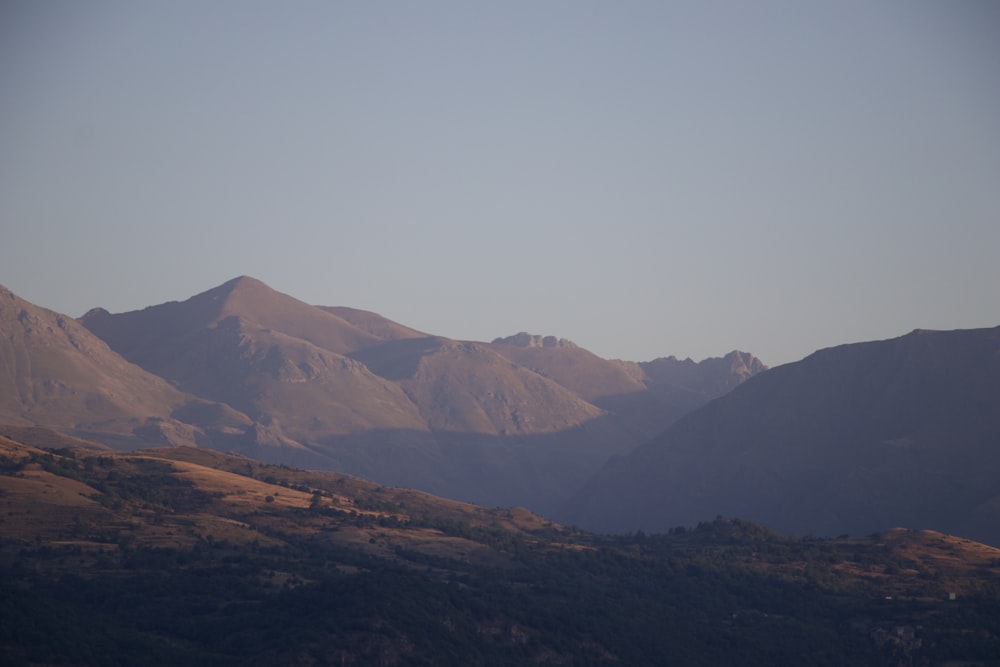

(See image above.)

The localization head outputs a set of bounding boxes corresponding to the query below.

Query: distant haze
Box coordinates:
[2,1,998,366]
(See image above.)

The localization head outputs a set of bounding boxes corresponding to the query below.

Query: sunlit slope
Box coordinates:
[0,285,212,446]
[0,433,569,562]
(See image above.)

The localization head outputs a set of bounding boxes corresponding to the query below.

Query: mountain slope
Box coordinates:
[356,336,607,435]
[488,333,647,403]
[570,327,1000,546]
[65,276,766,517]
[318,305,428,341]
[0,284,298,451]
[78,279,641,513]
[489,334,766,438]
[615,350,767,435]
[81,278,431,439]
[0,284,209,445]
[0,284,184,425]
[82,279,614,441]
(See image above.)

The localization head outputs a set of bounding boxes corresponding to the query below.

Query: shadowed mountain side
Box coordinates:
[349,336,453,381]
[570,327,1000,546]
[635,350,765,395]
[590,354,762,440]
[428,417,638,515]
[81,275,385,361]
[214,416,637,519]
[590,388,708,442]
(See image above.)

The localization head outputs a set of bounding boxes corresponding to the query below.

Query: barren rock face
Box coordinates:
[491,332,578,349]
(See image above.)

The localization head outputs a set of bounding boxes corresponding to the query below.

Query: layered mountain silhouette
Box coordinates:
[0,275,762,517]
[570,326,1000,546]
[81,277,431,442]
[3,275,997,545]
[489,333,764,438]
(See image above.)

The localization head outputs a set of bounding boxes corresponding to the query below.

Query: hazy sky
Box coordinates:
[2,1,998,366]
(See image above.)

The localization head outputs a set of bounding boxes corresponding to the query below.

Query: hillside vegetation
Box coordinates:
[3,432,999,666]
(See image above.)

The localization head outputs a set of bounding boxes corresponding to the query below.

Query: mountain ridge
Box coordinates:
[570,325,1000,546]
[50,276,761,516]
[10,275,993,546]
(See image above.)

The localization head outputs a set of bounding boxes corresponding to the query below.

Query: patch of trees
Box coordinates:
[88,460,218,513]
[12,528,993,666]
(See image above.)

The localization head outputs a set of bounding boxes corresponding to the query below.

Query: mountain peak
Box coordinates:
[491,332,578,349]
[219,275,268,291]
[203,275,275,305]
[721,350,766,375]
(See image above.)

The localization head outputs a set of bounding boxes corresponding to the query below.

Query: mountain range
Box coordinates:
[3,276,997,545]
[570,326,1000,546]
[1,276,762,520]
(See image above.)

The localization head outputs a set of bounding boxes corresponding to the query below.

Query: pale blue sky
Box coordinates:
[2,1,998,366]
